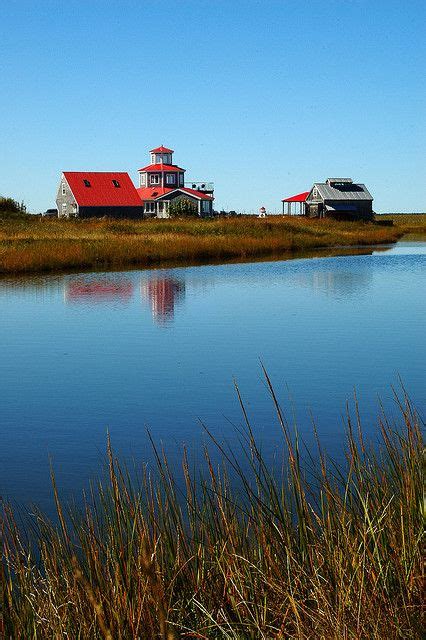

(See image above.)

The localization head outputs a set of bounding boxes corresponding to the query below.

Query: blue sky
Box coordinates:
[1,0,425,213]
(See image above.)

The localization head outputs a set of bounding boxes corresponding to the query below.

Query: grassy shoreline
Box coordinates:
[1,381,423,638]
[1,214,425,276]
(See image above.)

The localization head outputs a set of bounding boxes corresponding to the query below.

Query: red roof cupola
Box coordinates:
[138,145,185,190]
[150,145,174,154]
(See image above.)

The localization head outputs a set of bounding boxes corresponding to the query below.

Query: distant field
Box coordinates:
[377,213,426,235]
[0,213,424,275]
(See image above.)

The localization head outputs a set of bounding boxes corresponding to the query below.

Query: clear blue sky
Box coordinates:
[1,0,425,213]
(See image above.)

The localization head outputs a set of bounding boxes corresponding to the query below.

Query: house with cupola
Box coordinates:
[55,145,214,219]
[137,146,214,217]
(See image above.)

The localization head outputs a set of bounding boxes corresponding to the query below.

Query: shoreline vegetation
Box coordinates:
[0,213,425,276]
[1,380,423,638]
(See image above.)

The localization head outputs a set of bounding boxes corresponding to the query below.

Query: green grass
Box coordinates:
[0,213,418,275]
[1,376,424,638]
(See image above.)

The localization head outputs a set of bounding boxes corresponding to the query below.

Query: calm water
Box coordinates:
[1,241,425,512]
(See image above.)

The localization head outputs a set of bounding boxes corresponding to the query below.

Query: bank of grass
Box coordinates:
[1,378,424,638]
[379,213,426,236]
[0,213,414,275]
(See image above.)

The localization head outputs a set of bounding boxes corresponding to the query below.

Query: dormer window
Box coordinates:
[166,174,176,185]
[112,179,120,188]
[150,174,160,185]
[83,179,91,187]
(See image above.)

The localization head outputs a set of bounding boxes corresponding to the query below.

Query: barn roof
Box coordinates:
[63,172,142,207]
[138,163,186,173]
[150,145,174,154]
[312,181,373,201]
[282,191,309,202]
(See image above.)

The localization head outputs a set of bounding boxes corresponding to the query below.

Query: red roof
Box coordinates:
[150,145,174,154]
[136,187,173,203]
[138,163,186,173]
[282,191,309,202]
[64,172,142,207]
[136,186,213,204]
[180,187,213,200]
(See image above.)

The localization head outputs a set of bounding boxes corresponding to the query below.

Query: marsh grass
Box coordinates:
[1,375,424,638]
[0,215,407,275]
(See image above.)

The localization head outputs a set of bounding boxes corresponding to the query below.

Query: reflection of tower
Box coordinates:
[140,276,185,324]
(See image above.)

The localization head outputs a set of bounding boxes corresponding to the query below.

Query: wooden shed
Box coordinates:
[305,178,374,220]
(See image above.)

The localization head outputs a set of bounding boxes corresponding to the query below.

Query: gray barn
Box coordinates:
[305,178,374,220]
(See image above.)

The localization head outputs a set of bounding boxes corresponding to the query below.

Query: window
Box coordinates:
[112,179,120,188]
[62,183,66,195]
[179,174,184,186]
[202,200,210,213]
[145,202,155,213]
[83,179,91,187]
[150,174,160,185]
[166,174,176,185]
[61,203,67,216]
[140,173,146,186]
[151,154,155,163]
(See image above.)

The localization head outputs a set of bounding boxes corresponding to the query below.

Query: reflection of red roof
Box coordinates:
[64,172,142,207]
[282,191,309,202]
[138,163,186,173]
[150,145,174,154]
[66,279,134,302]
[136,187,213,203]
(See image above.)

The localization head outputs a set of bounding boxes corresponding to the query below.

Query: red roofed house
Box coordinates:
[56,172,144,219]
[137,146,214,217]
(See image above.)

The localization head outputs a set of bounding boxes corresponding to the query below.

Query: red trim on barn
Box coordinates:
[282,191,309,202]
[63,172,142,207]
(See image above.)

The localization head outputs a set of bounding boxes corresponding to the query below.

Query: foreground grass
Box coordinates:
[0,213,411,275]
[1,378,424,639]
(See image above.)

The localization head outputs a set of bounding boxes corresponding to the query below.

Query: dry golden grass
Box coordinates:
[0,214,410,275]
[379,213,426,236]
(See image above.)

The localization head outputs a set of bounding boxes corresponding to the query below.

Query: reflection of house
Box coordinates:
[65,277,134,303]
[141,276,185,323]
[137,146,214,217]
[305,178,373,220]
[56,172,144,219]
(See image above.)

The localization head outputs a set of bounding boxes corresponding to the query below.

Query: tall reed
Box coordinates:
[1,377,424,638]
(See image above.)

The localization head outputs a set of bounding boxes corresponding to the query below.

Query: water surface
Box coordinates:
[1,241,425,512]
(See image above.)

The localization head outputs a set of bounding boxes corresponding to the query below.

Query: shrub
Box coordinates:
[0,196,27,215]
[168,198,198,218]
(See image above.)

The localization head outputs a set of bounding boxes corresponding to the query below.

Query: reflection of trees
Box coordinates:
[140,276,185,324]
[65,277,134,303]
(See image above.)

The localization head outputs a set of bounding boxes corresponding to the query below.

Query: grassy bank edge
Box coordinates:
[0,213,425,276]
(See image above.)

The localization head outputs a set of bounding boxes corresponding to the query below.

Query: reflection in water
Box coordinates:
[65,277,134,303]
[140,275,185,324]
[290,266,373,297]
